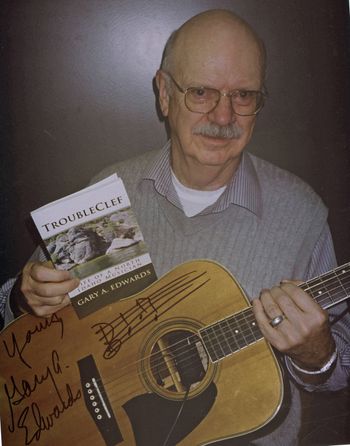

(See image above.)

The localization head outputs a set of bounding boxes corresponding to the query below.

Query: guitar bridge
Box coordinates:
[78,355,123,445]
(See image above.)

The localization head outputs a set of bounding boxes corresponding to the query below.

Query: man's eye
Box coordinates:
[235,90,256,104]
[192,88,207,97]
[238,90,249,98]
[188,88,218,103]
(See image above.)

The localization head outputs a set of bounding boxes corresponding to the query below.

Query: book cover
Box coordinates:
[31,174,157,318]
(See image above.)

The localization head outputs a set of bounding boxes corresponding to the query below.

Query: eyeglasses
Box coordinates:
[164,72,265,116]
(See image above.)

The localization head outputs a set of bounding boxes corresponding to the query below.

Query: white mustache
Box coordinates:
[192,122,243,139]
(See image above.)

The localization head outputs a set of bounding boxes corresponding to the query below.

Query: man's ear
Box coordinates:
[155,70,170,117]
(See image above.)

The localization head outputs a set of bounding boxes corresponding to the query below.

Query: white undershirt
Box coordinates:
[171,170,227,217]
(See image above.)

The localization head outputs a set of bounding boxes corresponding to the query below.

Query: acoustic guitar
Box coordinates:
[0,260,349,446]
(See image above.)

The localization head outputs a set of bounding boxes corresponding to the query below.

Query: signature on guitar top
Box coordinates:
[1,259,349,446]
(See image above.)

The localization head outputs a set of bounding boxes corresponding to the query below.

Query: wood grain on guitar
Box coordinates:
[3,259,347,445]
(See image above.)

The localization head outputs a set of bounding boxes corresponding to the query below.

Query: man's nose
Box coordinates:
[208,94,236,125]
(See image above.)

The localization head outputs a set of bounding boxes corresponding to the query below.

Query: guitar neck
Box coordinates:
[199,262,350,363]
[301,262,350,309]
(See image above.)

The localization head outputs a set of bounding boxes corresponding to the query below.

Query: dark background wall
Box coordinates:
[0,1,349,444]
[1,1,349,283]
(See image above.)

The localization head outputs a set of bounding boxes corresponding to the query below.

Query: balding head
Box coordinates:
[161,9,266,84]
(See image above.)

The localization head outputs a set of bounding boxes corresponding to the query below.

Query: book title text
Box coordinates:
[41,197,123,233]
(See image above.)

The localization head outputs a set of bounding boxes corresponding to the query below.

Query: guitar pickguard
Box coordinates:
[123,383,217,446]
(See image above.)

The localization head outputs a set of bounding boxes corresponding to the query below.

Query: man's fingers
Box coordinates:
[31,294,69,307]
[257,287,297,329]
[279,282,327,314]
[252,298,282,342]
[27,261,73,283]
[18,261,79,318]
[21,261,79,298]
[253,282,334,367]
[29,276,79,298]
[31,295,71,317]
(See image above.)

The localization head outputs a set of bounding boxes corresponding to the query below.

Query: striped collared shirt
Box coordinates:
[143,140,262,217]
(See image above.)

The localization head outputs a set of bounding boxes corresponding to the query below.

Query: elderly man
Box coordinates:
[1,9,350,446]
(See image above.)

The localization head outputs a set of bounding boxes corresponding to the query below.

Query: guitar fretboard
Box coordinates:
[302,263,350,308]
[199,263,350,363]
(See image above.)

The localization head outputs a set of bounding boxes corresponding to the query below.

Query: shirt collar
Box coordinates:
[142,140,262,217]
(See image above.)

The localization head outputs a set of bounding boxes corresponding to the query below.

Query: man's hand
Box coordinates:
[252,281,335,370]
[15,261,80,317]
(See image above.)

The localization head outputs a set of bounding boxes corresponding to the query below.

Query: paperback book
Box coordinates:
[31,174,157,318]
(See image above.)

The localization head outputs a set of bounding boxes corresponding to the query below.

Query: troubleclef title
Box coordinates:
[31,174,130,239]
[41,196,123,234]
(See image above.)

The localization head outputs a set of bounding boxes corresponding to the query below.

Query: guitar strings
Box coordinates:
[303,268,350,307]
[99,285,350,406]
[90,269,350,404]
[102,266,350,378]
[97,270,350,384]
[92,265,350,364]
[100,313,263,405]
[93,309,260,403]
[109,308,259,384]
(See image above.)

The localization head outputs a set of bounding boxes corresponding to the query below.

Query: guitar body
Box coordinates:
[0,260,283,446]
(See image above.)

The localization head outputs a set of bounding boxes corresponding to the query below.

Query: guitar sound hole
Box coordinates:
[149,329,208,394]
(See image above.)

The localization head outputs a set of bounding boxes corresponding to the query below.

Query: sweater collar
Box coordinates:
[142,140,262,217]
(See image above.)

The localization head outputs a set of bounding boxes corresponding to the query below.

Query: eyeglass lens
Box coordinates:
[185,87,263,116]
